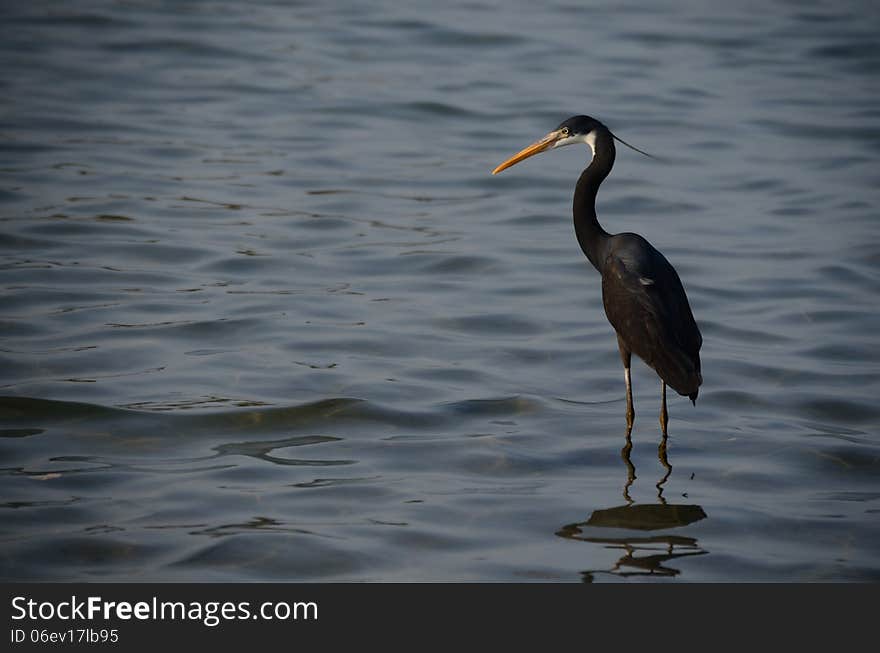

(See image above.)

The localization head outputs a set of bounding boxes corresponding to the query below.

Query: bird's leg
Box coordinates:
[617,336,634,430]
[624,368,635,430]
[659,380,669,436]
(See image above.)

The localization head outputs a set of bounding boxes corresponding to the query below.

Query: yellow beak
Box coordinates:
[492,129,564,175]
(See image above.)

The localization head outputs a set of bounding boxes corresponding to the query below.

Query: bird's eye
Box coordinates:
[561,127,570,136]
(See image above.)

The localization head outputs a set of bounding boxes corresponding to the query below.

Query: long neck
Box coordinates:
[573,129,615,271]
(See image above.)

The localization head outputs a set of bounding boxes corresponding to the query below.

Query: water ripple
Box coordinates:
[1,0,879,581]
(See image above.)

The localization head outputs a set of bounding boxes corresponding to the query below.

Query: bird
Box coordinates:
[492,115,702,434]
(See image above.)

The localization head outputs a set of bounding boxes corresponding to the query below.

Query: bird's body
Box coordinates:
[602,233,701,400]
[493,115,701,432]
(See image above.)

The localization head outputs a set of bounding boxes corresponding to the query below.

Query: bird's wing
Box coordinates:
[601,246,702,393]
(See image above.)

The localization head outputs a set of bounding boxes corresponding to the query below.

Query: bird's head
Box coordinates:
[491,115,650,175]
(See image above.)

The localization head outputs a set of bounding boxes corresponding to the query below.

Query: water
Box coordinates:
[1,0,879,582]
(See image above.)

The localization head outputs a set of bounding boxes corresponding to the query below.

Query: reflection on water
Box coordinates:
[620,427,674,505]
[580,503,707,532]
[572,535,706,581]
[557,433,708,580]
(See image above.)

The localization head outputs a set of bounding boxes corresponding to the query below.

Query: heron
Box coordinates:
[492,115,702,434]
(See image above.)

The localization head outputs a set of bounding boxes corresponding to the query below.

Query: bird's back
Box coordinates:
[600,233,702,398]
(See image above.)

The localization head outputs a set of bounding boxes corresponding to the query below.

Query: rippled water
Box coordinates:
[2,0,879,581]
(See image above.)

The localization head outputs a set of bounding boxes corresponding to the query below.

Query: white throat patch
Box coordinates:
[584,131,597,158]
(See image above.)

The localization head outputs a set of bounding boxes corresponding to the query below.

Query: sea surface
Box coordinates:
[1,0,879,581]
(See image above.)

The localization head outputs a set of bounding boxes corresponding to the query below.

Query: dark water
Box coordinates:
[2,0,879,581]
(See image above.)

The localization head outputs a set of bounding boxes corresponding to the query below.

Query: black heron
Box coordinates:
[492,115,702,434]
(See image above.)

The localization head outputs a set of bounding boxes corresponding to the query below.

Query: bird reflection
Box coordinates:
[621,425,672,505]
[573,536,703,580]
[557,426,707,580]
